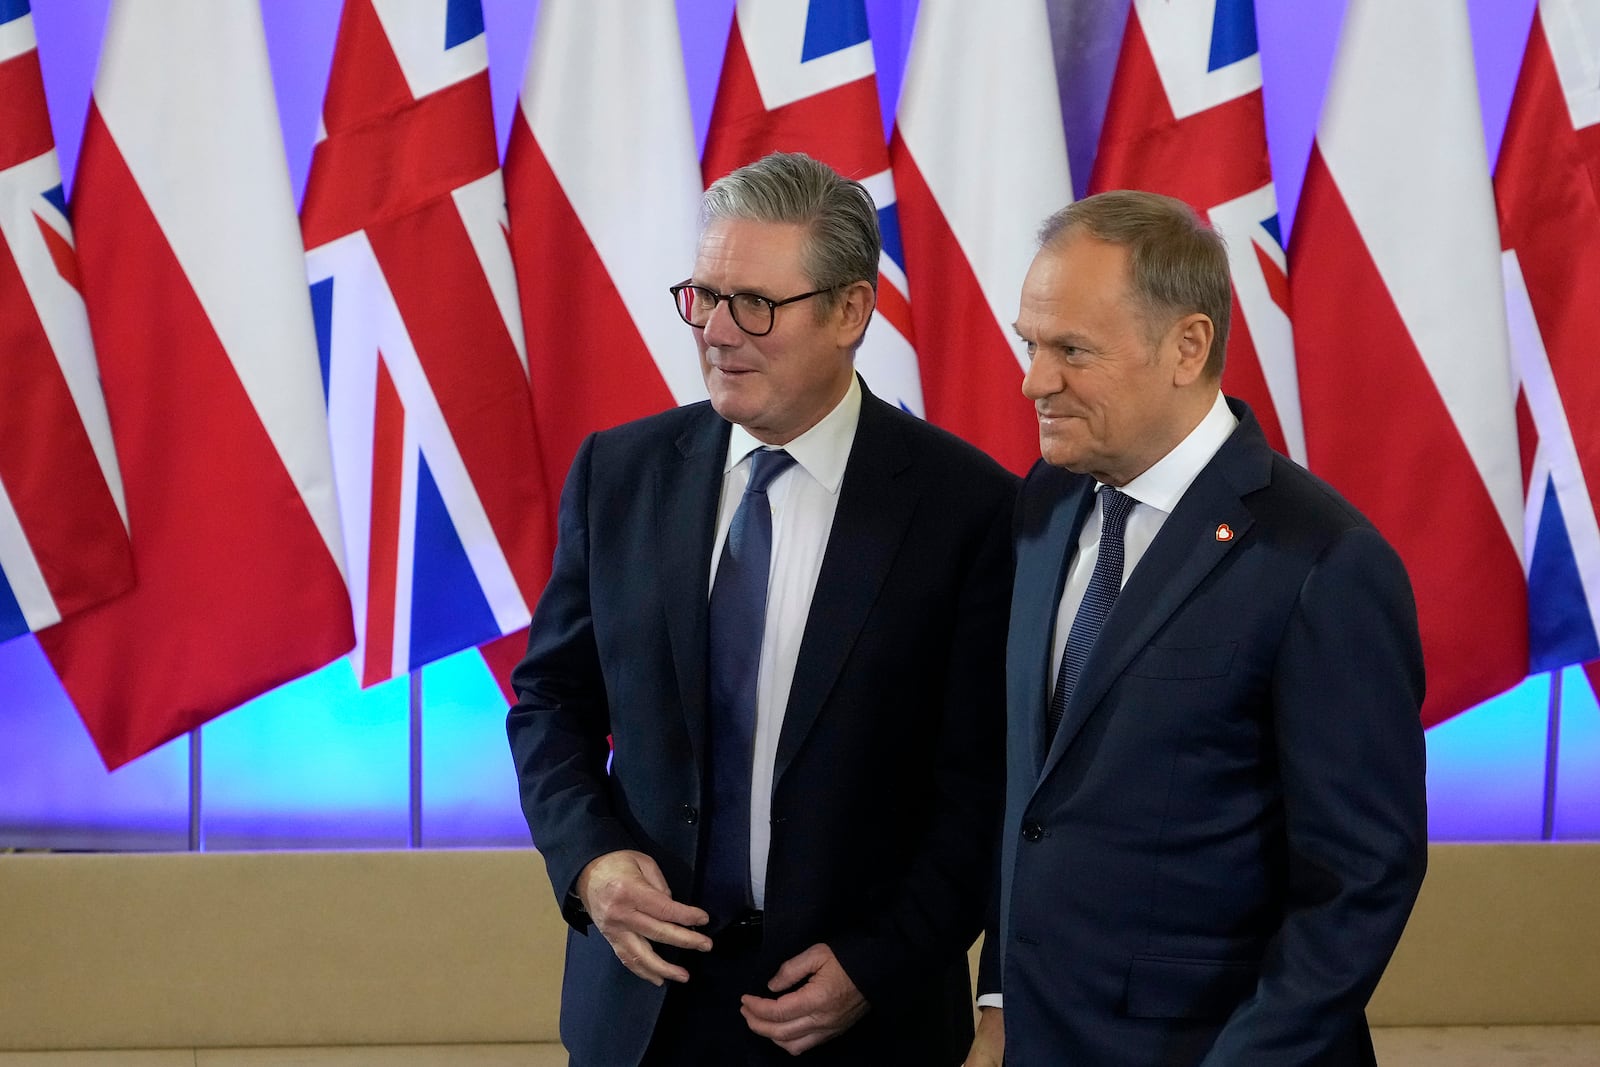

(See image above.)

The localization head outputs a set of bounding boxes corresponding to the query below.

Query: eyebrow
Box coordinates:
[692,281,783,301]
[1016,326,1092,350]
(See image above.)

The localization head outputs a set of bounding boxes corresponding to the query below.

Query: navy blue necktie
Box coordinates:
[702,447,795,925]
[1046,487,1136,746]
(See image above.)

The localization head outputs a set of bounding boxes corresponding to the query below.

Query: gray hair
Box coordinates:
[701,152,881,314]
[1039,190,1232,378]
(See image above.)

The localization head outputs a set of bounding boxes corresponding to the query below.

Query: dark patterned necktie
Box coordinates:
[701,447,796,924]
[1046,487,1136,746]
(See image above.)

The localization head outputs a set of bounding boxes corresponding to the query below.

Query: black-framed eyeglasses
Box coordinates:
[669,281,837,337]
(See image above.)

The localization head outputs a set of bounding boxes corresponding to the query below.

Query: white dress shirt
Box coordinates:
[710,374,862,908]
[1048,391,1238,687]
[979,391,1236,1012]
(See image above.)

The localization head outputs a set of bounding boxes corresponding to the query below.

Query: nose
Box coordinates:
[700,297,744,348]
[1021,353,1058,402]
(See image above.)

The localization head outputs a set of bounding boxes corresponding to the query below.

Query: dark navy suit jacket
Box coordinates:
[508,382,1015,1066]
[984,399,1427,1066]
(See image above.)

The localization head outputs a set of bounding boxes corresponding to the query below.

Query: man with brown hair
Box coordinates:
[969,190,1427,1066]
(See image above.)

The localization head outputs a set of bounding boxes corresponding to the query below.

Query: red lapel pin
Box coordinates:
[1215,523,1234,542]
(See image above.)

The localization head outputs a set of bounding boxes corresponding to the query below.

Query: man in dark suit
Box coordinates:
[965,190,1428,1067]
[507,152,1014,1066]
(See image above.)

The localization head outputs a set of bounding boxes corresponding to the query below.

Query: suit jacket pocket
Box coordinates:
[1125,641,1236,680]
[1122,954,1259,1020]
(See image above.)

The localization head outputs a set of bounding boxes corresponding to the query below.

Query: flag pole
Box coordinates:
[188,728,202,851]
[409,670,423,848]
[1542,668,1563,841]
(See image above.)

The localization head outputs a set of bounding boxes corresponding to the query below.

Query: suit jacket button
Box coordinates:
[1022,822,1044,842]
[682,805,698,825]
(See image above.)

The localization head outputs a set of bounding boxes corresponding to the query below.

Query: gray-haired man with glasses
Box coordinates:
[508,151,1015,1065]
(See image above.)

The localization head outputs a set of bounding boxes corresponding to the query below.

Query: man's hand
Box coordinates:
[739,943,869,1056]
[961,1005,1003,1067]
[575,849,711,985]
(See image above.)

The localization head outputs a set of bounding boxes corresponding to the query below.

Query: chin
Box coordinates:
[1037,436,1077,471]
[707,386,759,428]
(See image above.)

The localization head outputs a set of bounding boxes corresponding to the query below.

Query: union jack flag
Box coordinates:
[302,0,552,687]
[0,0,131,642]
[703,0,924,415]
[1091,0,1302,461]
[1498,0,1600,690]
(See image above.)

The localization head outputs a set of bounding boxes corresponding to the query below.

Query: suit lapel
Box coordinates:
[773,392,916,787]
[658,408,731,780]
[1011,467,1095,777]
[1038,403,1274,780]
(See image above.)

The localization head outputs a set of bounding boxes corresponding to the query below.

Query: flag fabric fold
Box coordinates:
[1498,0,1600,689]
[0,0,132,643]
[891,0,1072,474]
[302,0,551,689]
[1291,0,1528,727]
[485,0,703,698]
[39,0,354,769]
[1090,0,1301,462]
[703,0,924,416]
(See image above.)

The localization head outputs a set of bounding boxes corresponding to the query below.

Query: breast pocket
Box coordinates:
[1122,954,1259,1020]
[1125,641,1237,680]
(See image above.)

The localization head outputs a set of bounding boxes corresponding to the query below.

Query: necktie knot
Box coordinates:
[724,450,795,561]
[746,448,795,495]
[1098,486,1135,537]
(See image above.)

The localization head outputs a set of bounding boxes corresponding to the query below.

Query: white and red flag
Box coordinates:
[38,0,354,768]
[891,0,1072,474]
[302,0,551,688]
[485,0,703,696]
[1291,0,1527,726]
[0,0,131,643]
[1497,0,1600,696]
[702,0,924,415]
[1091,0,1301,462]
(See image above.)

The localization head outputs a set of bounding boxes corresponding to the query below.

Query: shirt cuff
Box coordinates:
[976,993,1003,1010]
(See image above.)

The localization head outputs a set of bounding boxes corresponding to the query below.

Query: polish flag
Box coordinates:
[483,0,703,698]
[1499,1,1600,686]
[39,0,354,768]
[1291,0,1527,726]
[703,0,924,415]
[302,0,552,688]
[1090,0,1301,461]
[891,0,1072,474]
[0,0,132,643]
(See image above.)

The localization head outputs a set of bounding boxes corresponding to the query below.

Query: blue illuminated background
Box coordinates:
[2,0,1596,849]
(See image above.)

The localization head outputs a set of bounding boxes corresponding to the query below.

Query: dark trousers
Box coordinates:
[638,914,968,1066]
[641,914,773,1066]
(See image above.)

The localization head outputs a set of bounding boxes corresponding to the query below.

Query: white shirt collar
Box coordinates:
[724,374,861,494]
[1113,391,1238,514]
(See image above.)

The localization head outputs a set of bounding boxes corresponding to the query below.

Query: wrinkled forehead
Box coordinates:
[1027,234,1136,303]
[693,218,813,291]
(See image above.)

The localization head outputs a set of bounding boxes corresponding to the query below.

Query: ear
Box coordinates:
[1169,313,1214,387]
[833,280,876,347]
